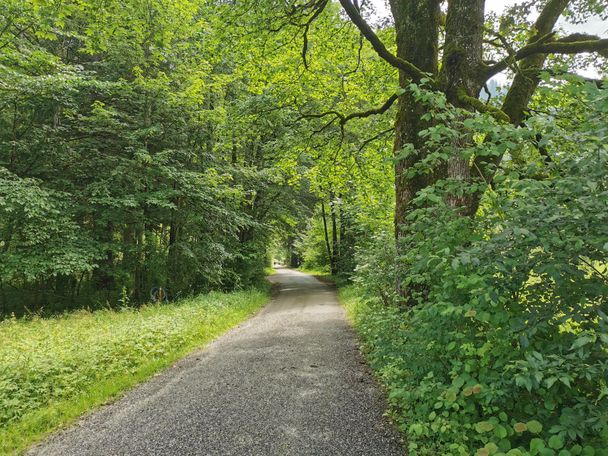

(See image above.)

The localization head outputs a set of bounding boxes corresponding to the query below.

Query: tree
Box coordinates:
[276,0,607,297]
[0,0,316,314]
[362,0,605,219]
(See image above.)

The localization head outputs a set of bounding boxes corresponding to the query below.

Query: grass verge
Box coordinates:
[0,287,269,455]
[297,268,351,288]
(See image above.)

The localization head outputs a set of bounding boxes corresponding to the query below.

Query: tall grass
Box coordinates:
[0,289,268,454]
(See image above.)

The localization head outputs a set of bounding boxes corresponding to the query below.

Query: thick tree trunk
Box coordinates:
[440,0,485,214]
[389,0,440,297]
[390,0,441,238]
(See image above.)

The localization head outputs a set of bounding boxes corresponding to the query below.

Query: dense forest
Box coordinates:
[1,0,608,454]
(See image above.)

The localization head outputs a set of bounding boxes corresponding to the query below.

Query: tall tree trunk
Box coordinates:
[133,223,145,303]
[390,0,441,238]
[389,0,440,296]
[329,191,339,275]
[167,219,180,291]
[92,221,115,294]
[440,0,485,213]
[320,201,334,274]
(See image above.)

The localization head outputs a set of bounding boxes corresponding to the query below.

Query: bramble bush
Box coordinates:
[347,81,608,455]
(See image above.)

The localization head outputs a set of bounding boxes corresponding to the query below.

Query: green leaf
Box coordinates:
[453,376,465,388]
[548,435,564,450]
[531,438,546,453]
[475,421,495,433]
[570,336,594,350]
[494,424,508,439]
[514,422,528,433]
[527,420,543,434]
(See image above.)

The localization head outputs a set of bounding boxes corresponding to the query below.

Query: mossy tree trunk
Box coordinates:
[390,0,441,237]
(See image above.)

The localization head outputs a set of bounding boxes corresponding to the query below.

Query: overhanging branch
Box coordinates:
[297,93,398,136]
[298,93,398,125]
[338,0,430,82]
[485,33,608,79]
[341,94,398,123]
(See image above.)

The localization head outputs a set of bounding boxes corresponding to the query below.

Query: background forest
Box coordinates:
[1,0,608,455]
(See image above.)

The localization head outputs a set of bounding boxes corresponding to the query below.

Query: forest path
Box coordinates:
[29,268,404,456]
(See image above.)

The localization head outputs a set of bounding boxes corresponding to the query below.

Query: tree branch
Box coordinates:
[338,0,429,82]
[301,0,329,69]
[297,94,398,138]
[341,94,398,124]
[298,94,398,125]
[356,127,394,154]
[544,68,606,88]
[485,33,608,79]
[456,88,510,122]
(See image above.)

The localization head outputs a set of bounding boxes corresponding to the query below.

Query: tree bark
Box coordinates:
[390,0,441,238]
[329,191,339,275]
[440,0,485,213]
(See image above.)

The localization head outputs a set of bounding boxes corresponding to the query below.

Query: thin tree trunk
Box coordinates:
[329,191,339,275]
[320,201,334,273]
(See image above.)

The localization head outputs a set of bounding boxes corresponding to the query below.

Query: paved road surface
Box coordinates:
[29,268,404,456]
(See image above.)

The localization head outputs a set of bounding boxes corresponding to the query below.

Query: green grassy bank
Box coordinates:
[0,288,269,454]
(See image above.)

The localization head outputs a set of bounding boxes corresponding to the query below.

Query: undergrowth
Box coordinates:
[341,280,608,456]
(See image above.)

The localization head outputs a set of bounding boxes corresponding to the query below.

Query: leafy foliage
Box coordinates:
[0,0,309,314]
[342,80,608,455]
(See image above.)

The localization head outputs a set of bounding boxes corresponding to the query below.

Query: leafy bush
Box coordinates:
[345,82,608,456]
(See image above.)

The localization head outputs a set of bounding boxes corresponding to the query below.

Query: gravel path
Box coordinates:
[29,268,404,455]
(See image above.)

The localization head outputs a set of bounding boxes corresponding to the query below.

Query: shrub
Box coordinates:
[347,82,608,455]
